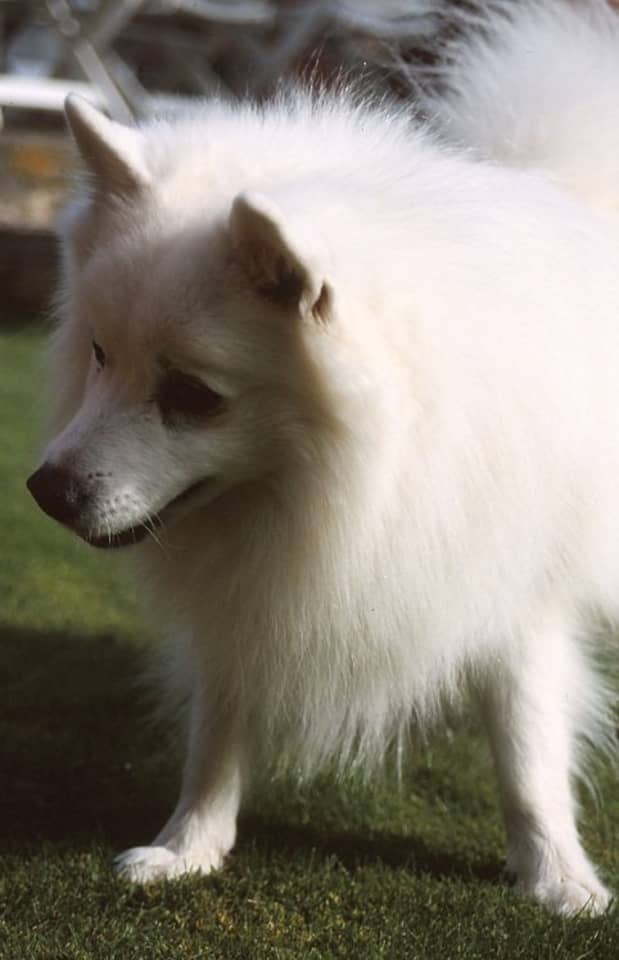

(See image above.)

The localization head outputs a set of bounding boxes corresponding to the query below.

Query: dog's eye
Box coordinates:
[157,370,223,425]
[92,340,106,369]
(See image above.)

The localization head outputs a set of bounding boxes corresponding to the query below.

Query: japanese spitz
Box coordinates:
[27,0,619,915]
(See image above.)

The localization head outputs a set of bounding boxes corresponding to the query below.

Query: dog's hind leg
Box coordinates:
[480,605,611,915]
[115,679,244,883]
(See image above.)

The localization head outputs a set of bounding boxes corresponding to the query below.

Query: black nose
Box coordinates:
[26,463,91,529]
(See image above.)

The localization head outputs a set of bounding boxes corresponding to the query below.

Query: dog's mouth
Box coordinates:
[83,477,211,549]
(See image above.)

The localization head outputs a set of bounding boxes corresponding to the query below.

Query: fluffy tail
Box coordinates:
[423,0,619,214]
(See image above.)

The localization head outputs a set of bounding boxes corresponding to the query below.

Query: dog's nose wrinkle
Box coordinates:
[26,463,92,529]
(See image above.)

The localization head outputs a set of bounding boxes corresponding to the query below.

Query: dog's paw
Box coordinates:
[523,874,612,917]
[114,844,225,883]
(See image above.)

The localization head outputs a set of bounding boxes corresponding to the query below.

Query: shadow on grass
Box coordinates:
[0,623,173,851]
[0,623,502,885]
[240,814,503,883]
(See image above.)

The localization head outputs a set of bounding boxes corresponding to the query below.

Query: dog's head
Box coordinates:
[27,96,342,549]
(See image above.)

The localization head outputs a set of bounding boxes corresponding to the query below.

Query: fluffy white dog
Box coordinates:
[27,0,619,914]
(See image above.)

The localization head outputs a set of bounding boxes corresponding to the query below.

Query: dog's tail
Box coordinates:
[422,0,619,215]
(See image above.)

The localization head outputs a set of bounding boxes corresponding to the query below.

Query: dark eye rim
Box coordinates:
[92,340,106,368]
[156,368,224,425]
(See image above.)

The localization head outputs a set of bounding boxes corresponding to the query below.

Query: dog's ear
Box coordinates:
[64,94,149,194]
[229,191,331,321]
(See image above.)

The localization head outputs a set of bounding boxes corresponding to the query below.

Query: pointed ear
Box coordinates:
[229,191,331,320]
[64,93,149,193]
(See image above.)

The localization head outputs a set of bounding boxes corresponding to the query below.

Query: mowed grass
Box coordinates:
[1,326,618,960]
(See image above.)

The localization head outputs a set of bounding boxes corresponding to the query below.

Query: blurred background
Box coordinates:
[0,0,458,319]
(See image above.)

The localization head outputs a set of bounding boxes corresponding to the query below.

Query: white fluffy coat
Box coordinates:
[31,0,619,915]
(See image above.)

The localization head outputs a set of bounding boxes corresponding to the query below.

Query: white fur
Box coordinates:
[424,0,619,212]
[34,2,619,915]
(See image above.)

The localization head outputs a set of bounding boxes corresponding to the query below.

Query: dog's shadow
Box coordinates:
[0,623,502,884]
[240,815,502,883]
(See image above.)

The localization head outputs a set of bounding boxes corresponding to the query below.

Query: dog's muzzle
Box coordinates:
[26,462,151,548]
[27,462,91,528]
[27,464,211,549]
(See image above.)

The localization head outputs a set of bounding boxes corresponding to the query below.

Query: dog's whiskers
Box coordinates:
[144,513,168,553]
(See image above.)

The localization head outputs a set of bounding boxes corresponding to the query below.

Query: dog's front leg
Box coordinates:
[115,681,244,883]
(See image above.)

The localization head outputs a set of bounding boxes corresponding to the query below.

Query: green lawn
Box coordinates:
[1,327,618,959]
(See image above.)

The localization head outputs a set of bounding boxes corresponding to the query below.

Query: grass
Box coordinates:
[1,325,618,959]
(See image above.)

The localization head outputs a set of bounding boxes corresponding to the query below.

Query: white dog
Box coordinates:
[27,0,619,915]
